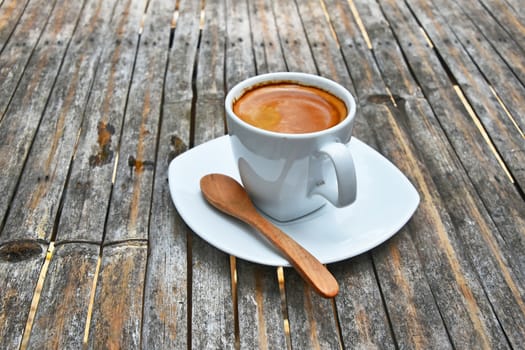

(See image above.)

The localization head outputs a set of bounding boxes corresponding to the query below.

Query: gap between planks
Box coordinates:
[346,0,372,50]
[227,256,292,349]
[16,1,148,346]
[453,85,515,183]
[82,251,102,347]
[375,5,519,187]
[19,242,55,350]
[412,13,520,185]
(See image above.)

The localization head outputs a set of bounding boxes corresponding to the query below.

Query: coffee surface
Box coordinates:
[233,83,347,134]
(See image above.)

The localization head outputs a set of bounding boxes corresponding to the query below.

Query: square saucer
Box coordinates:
[168,135,419,266]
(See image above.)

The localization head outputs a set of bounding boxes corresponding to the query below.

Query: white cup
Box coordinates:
[225,72,357,221]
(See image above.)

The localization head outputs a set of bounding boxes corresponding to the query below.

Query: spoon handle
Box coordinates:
[249,214,339,298]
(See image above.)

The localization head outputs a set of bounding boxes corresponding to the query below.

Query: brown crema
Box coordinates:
[233,83,347,134]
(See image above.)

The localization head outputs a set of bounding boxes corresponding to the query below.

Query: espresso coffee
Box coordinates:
[233,83,347,134]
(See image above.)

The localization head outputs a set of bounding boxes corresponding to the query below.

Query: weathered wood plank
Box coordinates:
[354,0,524,347]
[225,0,255,88]
[284,269,342,349]
[0,0,84,236]
[55,0,145,243]
[331,254,396,349]
[368,99,511,348]
[87,242,147,349]
[397,97,525,346]
[326,1,516,344]
[295,0,351,86]
[0,240,47,349]
[186,1,235,348]
[369,0,525,280]
[247,0,286,74]
[237,262,287,350]
[0,0,56,119]
[404,0,525,187]
[196,0,226,102]
[192,0,226,145]
[27,243,99,349]
[163,0,200,103]
[271,0,316,74]
[452,0,525,86]
[477,0,525,53]
[371,230,454,349]
[0,0,113,245]
[141,101,189,349]
[497,0,523,15]
[190,242,235,349]
[103,0,172,244]
[0,0,30,51]
[141,0,200,347]
[356,4,525,344]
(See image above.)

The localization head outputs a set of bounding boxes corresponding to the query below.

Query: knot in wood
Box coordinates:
[0,240,43,262]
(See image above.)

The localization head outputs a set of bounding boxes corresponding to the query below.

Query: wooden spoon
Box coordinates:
[200,173,339,298]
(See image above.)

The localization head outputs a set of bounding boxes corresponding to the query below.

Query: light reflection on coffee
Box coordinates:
[233,83,347,134]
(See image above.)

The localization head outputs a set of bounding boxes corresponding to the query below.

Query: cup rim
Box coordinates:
[225,72,357,139]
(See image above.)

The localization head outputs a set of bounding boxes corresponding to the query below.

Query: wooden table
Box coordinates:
[1,0,524,348]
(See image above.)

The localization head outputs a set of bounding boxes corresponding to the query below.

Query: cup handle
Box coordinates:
[310,142,357,207]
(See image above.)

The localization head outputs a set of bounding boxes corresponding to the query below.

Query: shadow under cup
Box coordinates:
[225,72,357,222]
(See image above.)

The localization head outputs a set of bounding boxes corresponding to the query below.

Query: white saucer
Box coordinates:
[168,135,419,266]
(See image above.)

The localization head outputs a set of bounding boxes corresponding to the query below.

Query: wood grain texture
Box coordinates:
[284,268,342,350]
[332,254,396,349]
[87,242,147,349]
[477,0,525,53]
[187,1,235,348]
[193,0,226,146]
[395,98,525,346]
[103,0,171,244]
[295,0,351,86]
[247,0,286,74]
[376,0,525,191]
[0,0,56,119]
[366,0,525,282]
[403,0,525,186]
[0,240,47,349]
[452,0,525,85]
[328,0,520,348]
[27,243,99,349]
[225,0,255,89]
[365,101,510,348]
[142,100,190,349]
[237,262,287,349]
[190,241,236,349]
[271,0,316,74]
[372,231,454,349]
[164,0,200,104]
[0,0,523,348]
[0,0,31,52]
[55,0,144,243]
[0,0,85,241]
[193,0,227,144]
[355,1,525,345]
[141,0,200,347]
[1,0,114,246]
[356,0,523,334]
